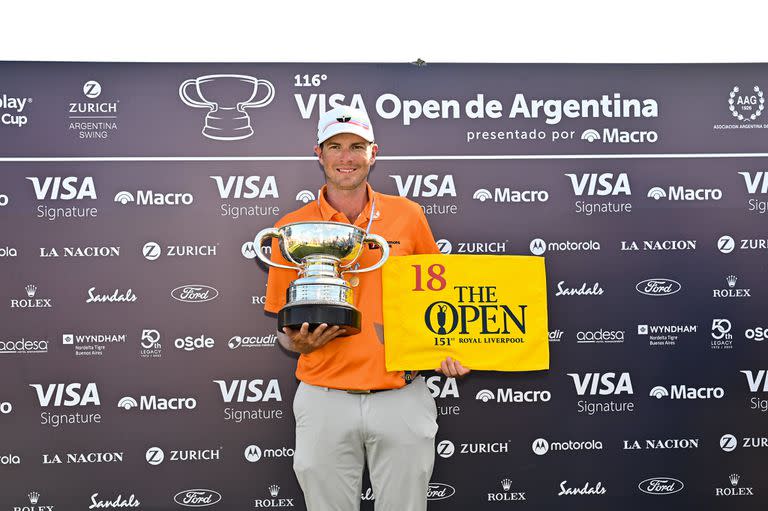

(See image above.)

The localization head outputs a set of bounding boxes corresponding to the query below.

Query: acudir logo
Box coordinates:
[171,285,219,303]
[635,278,681,296]
[173,489,222,507]
[638,478,684,495]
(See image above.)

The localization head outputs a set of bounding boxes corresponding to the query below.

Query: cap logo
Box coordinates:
[337,116,351,122]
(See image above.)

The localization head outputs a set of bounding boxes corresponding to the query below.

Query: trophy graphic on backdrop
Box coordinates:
[179,74,275,140]
[254,222,389,335]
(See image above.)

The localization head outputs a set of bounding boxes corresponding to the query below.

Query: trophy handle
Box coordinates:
[179,79,213,109]
[343,234,390,274]
[253,228,300,271]
[239,79,275,110]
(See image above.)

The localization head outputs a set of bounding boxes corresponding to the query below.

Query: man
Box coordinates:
[264,105,469,511]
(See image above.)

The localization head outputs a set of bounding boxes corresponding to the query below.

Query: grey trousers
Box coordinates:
[292,377,438,511]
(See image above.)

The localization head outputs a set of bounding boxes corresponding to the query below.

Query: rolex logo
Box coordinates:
[28,491,40,504]
[25,284,37,298]
[269,485,280,497]
[726,275,737,288]
[730,473,740,486]
[501,478,512,491]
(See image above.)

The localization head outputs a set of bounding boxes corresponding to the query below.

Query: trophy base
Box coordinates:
[278,304,361,336]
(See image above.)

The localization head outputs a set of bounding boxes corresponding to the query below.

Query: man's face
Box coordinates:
[315,133,378,192]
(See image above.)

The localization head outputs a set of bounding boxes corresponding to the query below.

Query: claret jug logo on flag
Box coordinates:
[383,255,549,371]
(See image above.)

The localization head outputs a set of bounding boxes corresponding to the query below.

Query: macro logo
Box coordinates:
[173,489,222,507]
[645,184,722,201]
[564,172,633,216]
[476,388,551,404]
[581,127,657,144]
[529,237,600,255]
[739,171,768,213]
[114,189,194,206]
[648,384,724,400]
[635,278,681,296]
[171,285,219,303]
[388,174,458,216]
[638,478,684,495]
[118,395,197,411]
[473,187,549,204]
[295,189,316,203]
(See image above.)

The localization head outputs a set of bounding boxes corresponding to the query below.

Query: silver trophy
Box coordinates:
[254,221,390,335]
[179,74,275,140]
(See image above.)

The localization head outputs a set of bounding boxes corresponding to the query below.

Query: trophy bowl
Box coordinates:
[255,221,390,336]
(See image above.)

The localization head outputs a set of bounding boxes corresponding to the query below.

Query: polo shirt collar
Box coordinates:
[317,183,381,226]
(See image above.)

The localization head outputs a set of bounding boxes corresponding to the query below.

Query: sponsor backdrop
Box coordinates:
[0,63,766,510]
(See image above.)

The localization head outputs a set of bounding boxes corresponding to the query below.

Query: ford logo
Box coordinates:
[638,477,684,495]
[173,489,222,507]
[427,483,456,501]
[171,285,219,303]
[635,278,681,296]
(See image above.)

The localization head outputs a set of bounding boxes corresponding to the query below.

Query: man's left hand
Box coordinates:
[436,357,470,378]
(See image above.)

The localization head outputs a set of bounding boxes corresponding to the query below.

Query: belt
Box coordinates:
[343,371,418,394]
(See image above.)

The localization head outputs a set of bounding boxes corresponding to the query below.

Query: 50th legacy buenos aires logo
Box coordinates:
[382,254,548,371]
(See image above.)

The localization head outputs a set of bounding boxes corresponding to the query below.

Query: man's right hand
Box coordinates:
[277,322,346,354]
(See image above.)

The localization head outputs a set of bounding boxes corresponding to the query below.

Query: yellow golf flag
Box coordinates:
[382,254,549,371]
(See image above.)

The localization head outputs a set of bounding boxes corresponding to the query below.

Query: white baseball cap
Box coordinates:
[317,105,375,145]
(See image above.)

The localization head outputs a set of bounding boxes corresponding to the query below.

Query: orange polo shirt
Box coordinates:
[264,183,439,390]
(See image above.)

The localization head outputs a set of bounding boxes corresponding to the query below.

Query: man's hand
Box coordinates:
[435,356,470,378]
[277,322,346,354]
